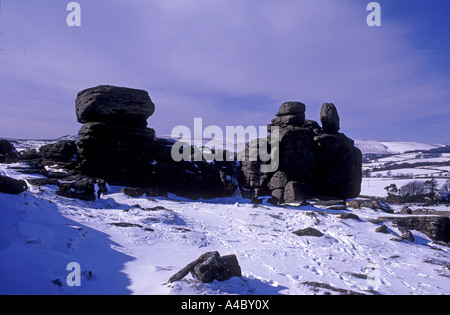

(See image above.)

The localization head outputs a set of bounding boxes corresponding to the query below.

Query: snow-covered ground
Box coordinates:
[1,164,449,295]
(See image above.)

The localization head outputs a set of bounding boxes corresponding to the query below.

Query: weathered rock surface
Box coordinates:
[276,102,306,117]
[0,139,20,164]
[375,224,389,234]
[0,175,28,195]
[0,139,15,156]
[76,86,157,187]
[240,101,362,203]
[269,171,288,190]
[315,133,362,200]
[76,85,155,125]
[381,216,450,243]
[339,213,361,220]
[19,149,41,161]
[193,252,242,283]
[169,251,242,283]
[293,227,324,237]
[151,138,237,199]
[401,229,415,243]
[9,158,107,201]
[75,86,236,199]
[271,102,307,128]
[56,176,106,202]
[347,199,393,213]
[284,181,310,203]
[400,206,413,215]
[39,140,78,162]
[320,103,340,134]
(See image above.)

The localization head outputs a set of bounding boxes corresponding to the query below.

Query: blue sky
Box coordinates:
[0,0,449,143]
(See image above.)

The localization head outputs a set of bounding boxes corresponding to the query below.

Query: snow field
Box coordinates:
[355,140,444,155]
[361,177,449,198]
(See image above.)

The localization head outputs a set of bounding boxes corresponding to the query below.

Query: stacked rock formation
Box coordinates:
[74,85,237,198]
[73,86,359,201]
[240,102,362,203]
[76,85,156,187]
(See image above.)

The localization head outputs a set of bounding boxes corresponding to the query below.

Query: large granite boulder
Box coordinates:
[169,251,242,283]
[284,181,311,203]
[76,85,155,126]
[320,103,340,134]
[0,175,28,195]
[277,102,306,117]
[39,140,78,162]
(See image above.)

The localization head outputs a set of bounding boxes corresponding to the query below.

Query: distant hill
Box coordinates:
[355,140,445,155]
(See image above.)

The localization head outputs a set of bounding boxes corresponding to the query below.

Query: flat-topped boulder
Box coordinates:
[76,85,155,126]
[276,102,306,117]
[269,102,306,129]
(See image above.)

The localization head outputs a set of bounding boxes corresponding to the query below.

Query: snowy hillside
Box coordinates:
[357,139,450,198]
[158,137,446,156]
[1,161,449,295]
[355,140,445,155]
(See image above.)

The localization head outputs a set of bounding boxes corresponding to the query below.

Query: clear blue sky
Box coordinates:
[0,0,449,143]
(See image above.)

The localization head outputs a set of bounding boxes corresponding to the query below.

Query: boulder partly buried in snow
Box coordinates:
[0,139,20,164]
[169,251,242,284]
[381,216,450,243]
[39,140,78,162]
[293,227,324,237]
[339,213,361,220]
[0,175,28,195]
[55,175,106,202]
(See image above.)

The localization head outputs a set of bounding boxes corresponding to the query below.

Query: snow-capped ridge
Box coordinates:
[355,140,445,155]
